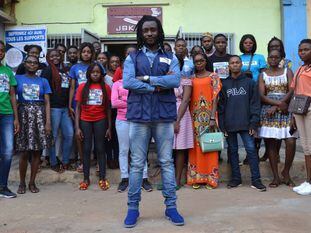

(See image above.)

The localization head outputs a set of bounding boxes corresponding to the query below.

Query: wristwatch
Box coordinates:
[143,75,150,83]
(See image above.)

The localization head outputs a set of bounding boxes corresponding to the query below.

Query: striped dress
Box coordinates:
[173,78,194,150]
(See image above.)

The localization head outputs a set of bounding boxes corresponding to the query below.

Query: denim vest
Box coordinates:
[127,50,177,122]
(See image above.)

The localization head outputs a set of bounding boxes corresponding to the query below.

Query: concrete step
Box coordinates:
[8,151,307,186]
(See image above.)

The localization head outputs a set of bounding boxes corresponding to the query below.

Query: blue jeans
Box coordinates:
[128,122,176,210]
[49,108,74,166]
[226,131,261,183]
[115,120,148,179]
[0,114,14,188]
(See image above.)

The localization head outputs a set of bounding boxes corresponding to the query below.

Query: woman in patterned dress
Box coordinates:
[187,53,221,189]
[258,49,296,188]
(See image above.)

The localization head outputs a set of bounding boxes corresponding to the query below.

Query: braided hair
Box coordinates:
[267,37,286,58]
[46,49,62,93]
[81,63,108,108]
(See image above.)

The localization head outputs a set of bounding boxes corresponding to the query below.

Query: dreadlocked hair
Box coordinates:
[82,63,108,109]
[46,49,62,93]
[135,15,165,50]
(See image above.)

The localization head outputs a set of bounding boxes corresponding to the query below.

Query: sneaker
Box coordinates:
[124,209,139,228]
[296,182,311,196]
[227,179,242,189]
[165,208,184,226]
[0,187,17,198]
[142,179,153,192]
[251,180,267,192]
[293,181,310,193]
[118,178,129,192]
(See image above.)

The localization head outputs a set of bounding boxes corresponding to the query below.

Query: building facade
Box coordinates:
[3,0,311,70]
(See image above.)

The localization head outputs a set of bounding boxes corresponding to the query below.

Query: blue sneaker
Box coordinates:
[124,209,139,228]
[165,208,184,226]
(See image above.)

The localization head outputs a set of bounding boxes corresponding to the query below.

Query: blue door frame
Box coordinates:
[282,0,307,71]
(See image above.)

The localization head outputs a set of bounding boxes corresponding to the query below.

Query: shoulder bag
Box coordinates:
[288,66,311,115]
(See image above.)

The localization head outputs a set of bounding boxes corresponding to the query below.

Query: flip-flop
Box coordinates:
[269,182,280,188]
[17,184,26,194]
[192,184,200,189]
[281,179,296,187]
[28,183,40,193]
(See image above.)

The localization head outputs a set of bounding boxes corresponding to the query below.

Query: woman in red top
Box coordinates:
[75,63,112,190]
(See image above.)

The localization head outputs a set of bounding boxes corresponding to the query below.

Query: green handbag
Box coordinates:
[199,127,224,153]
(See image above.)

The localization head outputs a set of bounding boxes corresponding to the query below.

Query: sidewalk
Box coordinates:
[0,183,310,233]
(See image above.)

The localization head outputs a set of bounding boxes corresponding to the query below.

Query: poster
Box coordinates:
[5,25,47,70]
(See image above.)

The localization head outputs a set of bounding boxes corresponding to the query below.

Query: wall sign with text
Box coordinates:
[107,7,162,34]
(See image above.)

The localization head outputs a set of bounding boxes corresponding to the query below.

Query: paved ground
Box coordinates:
[0,182,311,233]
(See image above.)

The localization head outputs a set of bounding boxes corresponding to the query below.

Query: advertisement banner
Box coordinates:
[5,25,47,70]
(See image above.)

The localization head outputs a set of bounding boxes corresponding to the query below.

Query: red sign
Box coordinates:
[107,7,162,34]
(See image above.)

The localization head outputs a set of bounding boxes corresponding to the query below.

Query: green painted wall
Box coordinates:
[13,0,281,55]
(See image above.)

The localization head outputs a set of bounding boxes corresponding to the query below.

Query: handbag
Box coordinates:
[243,54,253,79]
[288,66,311,115]
[199,127,224,153]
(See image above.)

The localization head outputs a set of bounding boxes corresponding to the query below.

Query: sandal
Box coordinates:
[28,183,40,193]
[192,184,201,189]
[269,181,280,188]
[62,163,76,171]
[79,181,89,190]
[17,184,26,194]
[51,164,63,173]
[98,179,110,191]
[281,178,296,187]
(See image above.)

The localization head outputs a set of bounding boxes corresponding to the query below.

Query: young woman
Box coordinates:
[260,37,291,162]
[105,55,121,169]
[75,63,111,191]
[96,52,109,71]
[239,34,267,164]
[69,42,95,172]
[41,49,74,172]
[268,37,292,69]
[187,53,221,189]
[15,55,52,194]
[292,39,311,195]
[239,34,267,82]
[173,39,194,189]
[190,45,204,59]
[258,49,296,188]
[0,40,19,198]
[163,42,172,52]
[16,44,47,76]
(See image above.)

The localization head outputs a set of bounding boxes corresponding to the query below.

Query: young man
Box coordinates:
[67,45,79,68]
[123,15,184,228]
[207,34,232,79]
[201,32,215,57]
[0,40,19,198]
[218,55,266,192]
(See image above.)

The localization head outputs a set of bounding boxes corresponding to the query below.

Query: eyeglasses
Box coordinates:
[25,60,39,65]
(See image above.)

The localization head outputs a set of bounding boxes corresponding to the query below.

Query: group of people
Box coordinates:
[0,15,311,227]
